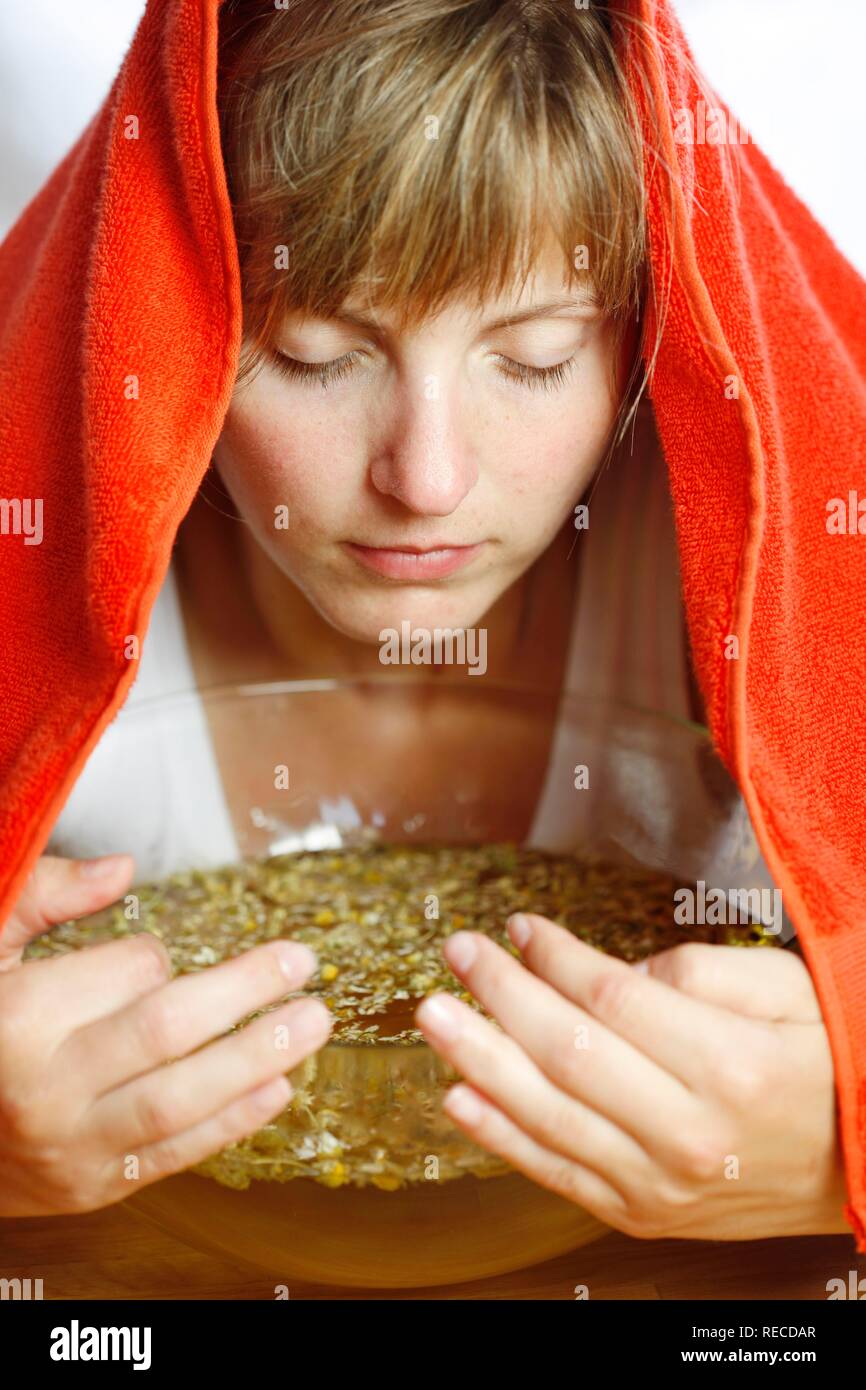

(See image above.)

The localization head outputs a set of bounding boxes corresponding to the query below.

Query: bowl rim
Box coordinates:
[118,673,712,739]
[110,677,714,1053]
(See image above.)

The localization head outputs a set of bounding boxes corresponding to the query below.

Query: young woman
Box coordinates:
[0,0,863,1250]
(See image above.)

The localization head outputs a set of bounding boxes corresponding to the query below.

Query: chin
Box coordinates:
[312,581,504,649]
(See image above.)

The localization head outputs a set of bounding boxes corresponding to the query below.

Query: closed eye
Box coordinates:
[270,349,578,392]
[493,355,577,391]
[271,349,363,388]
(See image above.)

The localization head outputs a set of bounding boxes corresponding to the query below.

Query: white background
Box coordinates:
[0,0,863,274]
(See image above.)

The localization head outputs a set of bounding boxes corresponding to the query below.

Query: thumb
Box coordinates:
[635,941,822,1023]
[0,853,136,966]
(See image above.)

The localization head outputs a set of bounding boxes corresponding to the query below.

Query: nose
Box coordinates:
[369,377,479,516]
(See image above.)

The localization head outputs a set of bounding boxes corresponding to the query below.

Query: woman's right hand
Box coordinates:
[0,853,331,1217]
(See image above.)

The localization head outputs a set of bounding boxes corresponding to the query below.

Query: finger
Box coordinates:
[502,914,760,1090]
[442,1081,628,1227]
[63,939,318,1095]
[108,1075,294,1196]
[415,991,652,1201]
[17,932,173,1039]
[438,928,697,1152]
[0,854,135,961]
[637,942,822,1023]
[93,996,331,1150]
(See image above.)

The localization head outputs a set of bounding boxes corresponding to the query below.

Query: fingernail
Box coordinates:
[445,1084,483,1125]
[416,993,463,1041]
[632,959,650,975]
[444,931,477,973]
[277,942,317,981]
[79,854,128,879]
[287,999,331,1045]
[507,913,532,949]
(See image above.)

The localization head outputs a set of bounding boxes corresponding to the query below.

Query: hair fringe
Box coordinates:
[215,0,721,465]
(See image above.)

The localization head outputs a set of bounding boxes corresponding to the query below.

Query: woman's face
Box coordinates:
[213,244,629,644]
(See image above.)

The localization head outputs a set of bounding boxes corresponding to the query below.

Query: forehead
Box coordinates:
[286,231,599,333]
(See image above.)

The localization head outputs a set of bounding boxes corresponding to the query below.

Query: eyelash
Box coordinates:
[270,350,577,393]
[495,356,577,392]
[271,351,362,389]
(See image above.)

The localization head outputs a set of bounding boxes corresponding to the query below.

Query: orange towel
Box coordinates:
[1,0,864,1247]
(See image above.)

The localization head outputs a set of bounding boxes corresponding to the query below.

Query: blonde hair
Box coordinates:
[217,0,651,441]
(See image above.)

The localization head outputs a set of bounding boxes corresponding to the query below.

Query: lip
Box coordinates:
[343,541,486,580]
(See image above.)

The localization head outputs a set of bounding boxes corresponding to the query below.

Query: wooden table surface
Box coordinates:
[3,1201,864,1300]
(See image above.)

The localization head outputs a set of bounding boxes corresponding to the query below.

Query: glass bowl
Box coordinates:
[43,679,782,1288]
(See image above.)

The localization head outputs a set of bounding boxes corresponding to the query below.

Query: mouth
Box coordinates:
[343,541,486,581]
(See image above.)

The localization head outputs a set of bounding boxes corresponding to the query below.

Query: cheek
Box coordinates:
[487,363,619,508]
[214,385,361,530]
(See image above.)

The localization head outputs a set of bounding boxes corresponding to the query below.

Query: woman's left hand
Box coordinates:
[414,916,851,1240]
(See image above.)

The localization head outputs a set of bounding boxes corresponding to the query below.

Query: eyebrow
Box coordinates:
[326,292,602,336]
